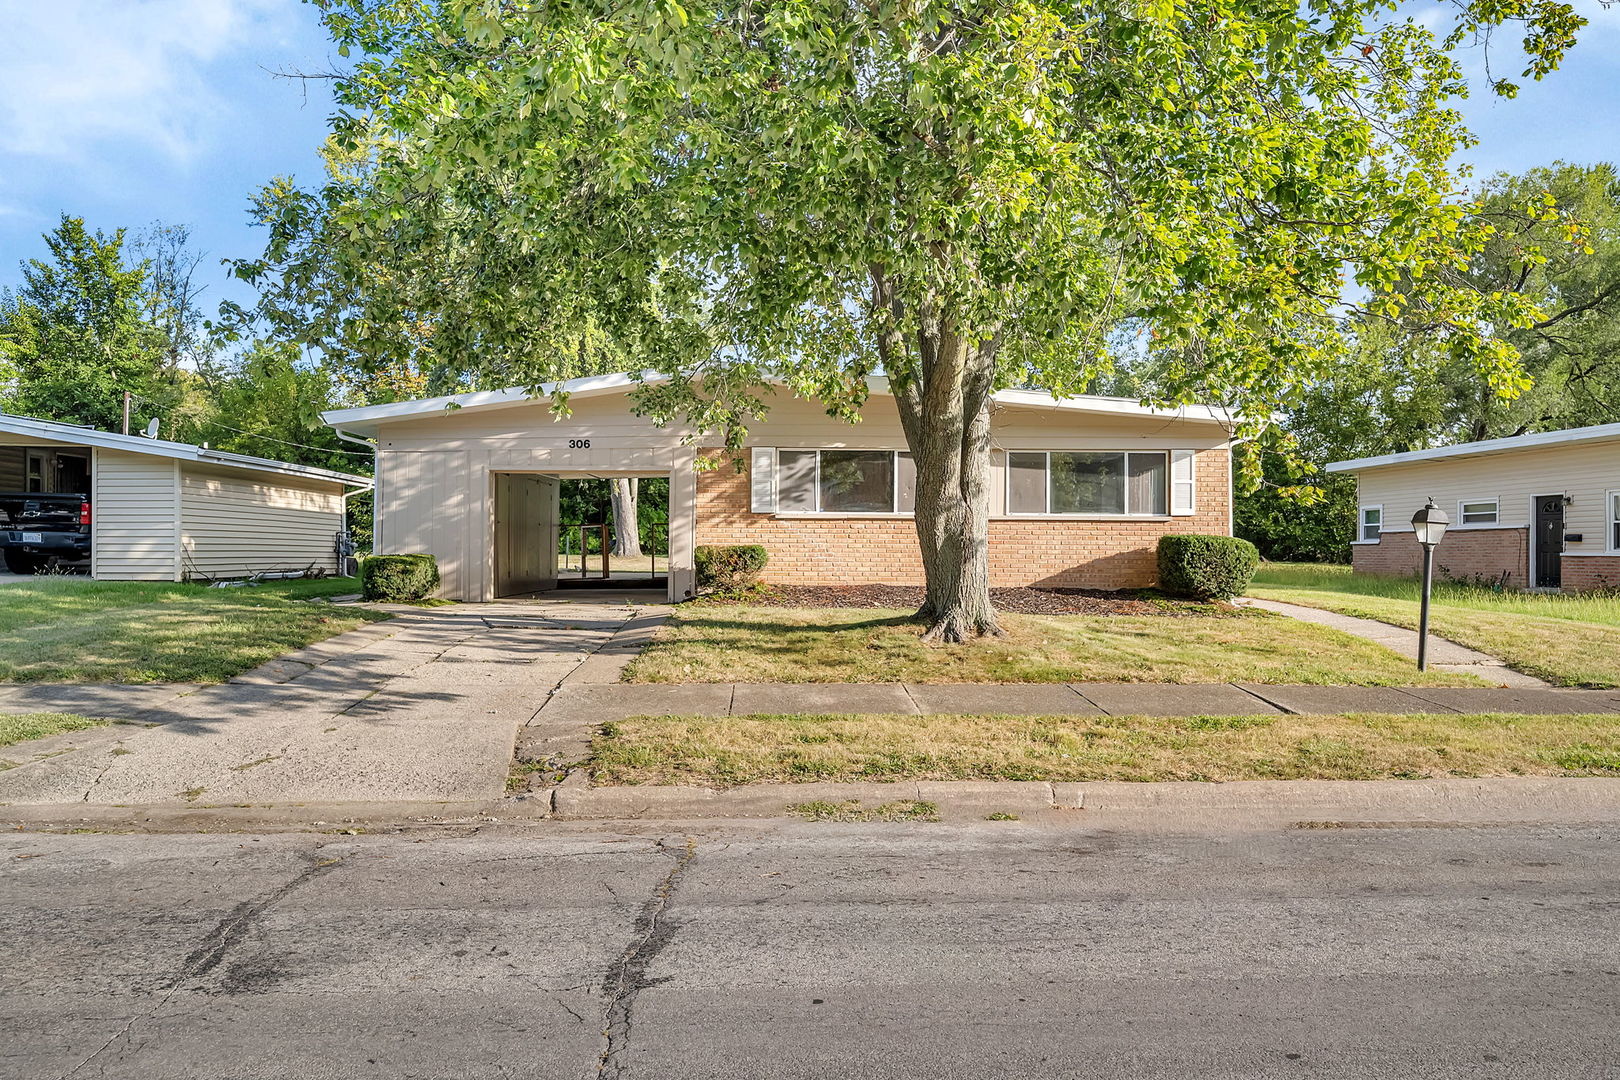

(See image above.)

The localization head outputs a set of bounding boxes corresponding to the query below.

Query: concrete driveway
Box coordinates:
[0,598,667,807]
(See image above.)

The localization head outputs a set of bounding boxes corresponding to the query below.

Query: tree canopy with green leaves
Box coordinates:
[1234,161,1620,563]
[0,215,178,432]
[236,0,1586,637]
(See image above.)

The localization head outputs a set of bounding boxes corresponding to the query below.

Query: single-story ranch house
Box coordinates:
[0,413,372,581]
[1329,421,1620,591]
[323,373,1236,602]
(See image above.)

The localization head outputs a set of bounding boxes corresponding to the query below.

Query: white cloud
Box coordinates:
[0,0,305,163]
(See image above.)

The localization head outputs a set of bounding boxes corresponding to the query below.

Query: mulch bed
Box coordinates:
[702,583,1246,616]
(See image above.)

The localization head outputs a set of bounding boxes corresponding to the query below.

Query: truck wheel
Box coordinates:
[3,552,44,575]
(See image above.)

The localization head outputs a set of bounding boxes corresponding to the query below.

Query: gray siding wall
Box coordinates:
[0,445,23,489]
[92,449,180,580]
[179,465,345,579]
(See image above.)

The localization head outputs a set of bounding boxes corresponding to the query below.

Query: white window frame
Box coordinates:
[1002,450,1172,518]
[1356,504,1383,544]
[772,448,914,517]
[1456,498,1500,527]
[1609,489,1620,554]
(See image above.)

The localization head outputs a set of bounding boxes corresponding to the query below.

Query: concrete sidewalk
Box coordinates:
[0,597,668,807]
[510,677,1620,779]
[527,679,1620,724]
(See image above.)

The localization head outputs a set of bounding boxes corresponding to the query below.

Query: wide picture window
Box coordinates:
[1007,452,1168,516]
[777,450,916,514]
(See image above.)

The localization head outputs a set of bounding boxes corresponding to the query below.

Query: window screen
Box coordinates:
[1360,506,1382,542]
[1008,452,1047,514]
[897,453,917,513]
[777,450,818,512]
[1126,453,1168,515]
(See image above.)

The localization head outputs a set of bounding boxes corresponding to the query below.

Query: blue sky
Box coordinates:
[2,0,1618,318]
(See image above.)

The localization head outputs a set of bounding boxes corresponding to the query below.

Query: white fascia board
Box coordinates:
[1328,422,1620,473]
[323,369,1234,435]
[320,371,666,433]
[0,413,371,488]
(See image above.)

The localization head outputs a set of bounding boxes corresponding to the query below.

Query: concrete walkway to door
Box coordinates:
[0,597,667,807]
[1237,597,1551,687]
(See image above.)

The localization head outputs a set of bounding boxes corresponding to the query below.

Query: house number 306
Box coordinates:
[568,439,591,448]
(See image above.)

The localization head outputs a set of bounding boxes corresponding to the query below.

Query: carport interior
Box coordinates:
[0,441,90,494]
[492,471,671,599]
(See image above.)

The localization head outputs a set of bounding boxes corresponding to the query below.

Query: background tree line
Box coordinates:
[0,213,658,554]
[1232,162,1620,563]
[4,159,1618,569]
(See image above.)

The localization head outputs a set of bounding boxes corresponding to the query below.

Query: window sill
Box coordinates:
[771,512,914,520]
[994,514,1173,522]
[1350,539,1382,545]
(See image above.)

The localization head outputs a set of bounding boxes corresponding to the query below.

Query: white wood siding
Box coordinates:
[91,450,180,580]
[179,465,345,579]
[1350,438,1620,555]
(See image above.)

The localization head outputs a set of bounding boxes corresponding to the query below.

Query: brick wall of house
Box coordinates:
[693,447,1232,589]
[1351,527,1529,588]
[1560,556,1620,592]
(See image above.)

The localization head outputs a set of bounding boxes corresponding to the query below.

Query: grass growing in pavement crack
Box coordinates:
[789,799,941,822]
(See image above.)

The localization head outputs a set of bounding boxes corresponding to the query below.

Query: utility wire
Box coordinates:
[126,392,373,458]
[199,420,372,457]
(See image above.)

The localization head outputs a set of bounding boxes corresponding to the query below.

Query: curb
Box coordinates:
[549,775,1071,820]
[9,777,1619,831]
[546,774,1620,822]
[0,798,552,832]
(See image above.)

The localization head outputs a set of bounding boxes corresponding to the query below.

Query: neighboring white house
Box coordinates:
[1328,421,1620,591]
[0,414,372,581]
[324,372,1236,602]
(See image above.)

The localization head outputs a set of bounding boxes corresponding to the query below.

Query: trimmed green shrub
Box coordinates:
[361,553,441,602]
[694,544,769,591]
[1156,534,1260,601]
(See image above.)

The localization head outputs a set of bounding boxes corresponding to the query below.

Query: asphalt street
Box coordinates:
[3,815,1617,1079]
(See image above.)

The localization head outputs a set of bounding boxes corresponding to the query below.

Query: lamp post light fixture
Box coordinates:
[1411,498,1451,671]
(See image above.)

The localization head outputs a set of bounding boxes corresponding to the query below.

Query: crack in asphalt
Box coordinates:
[54,846,346,1080]
[596,836,697,1080]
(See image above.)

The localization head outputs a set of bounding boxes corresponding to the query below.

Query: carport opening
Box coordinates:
[0,442,92,574]
[556,476,669,588]
[492,473,669,598]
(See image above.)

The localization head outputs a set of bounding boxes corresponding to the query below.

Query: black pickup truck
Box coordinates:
[0,493,91,573]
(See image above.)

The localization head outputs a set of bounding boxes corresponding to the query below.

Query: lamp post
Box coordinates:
[1411,498,1451,671]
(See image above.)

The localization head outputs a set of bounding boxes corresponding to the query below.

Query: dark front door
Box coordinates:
[1534,496,1565,588]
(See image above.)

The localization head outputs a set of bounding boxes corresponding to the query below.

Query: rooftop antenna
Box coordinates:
[143,418,160,439]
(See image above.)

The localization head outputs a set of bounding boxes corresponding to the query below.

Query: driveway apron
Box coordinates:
[0,599,666,807]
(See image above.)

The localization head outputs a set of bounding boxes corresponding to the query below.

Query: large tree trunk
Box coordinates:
[610,478,642,557]
[886,302,1003,643]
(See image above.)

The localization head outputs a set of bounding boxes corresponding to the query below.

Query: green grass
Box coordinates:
[788,799,941,822]
[590,711,1620,786]
[0,712,108,749]
[0,576,391,683]
[1249,563,1620,688]
[623,605,1478,686]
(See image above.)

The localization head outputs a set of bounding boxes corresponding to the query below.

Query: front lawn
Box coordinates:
[0,577,391,683]
[590,711,1620,786]
[622,605,1476,686]
[1249,563,1620,688]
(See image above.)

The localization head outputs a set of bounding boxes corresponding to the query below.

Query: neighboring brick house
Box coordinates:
[1329,422,1620,592]
[324,373,1235,601]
